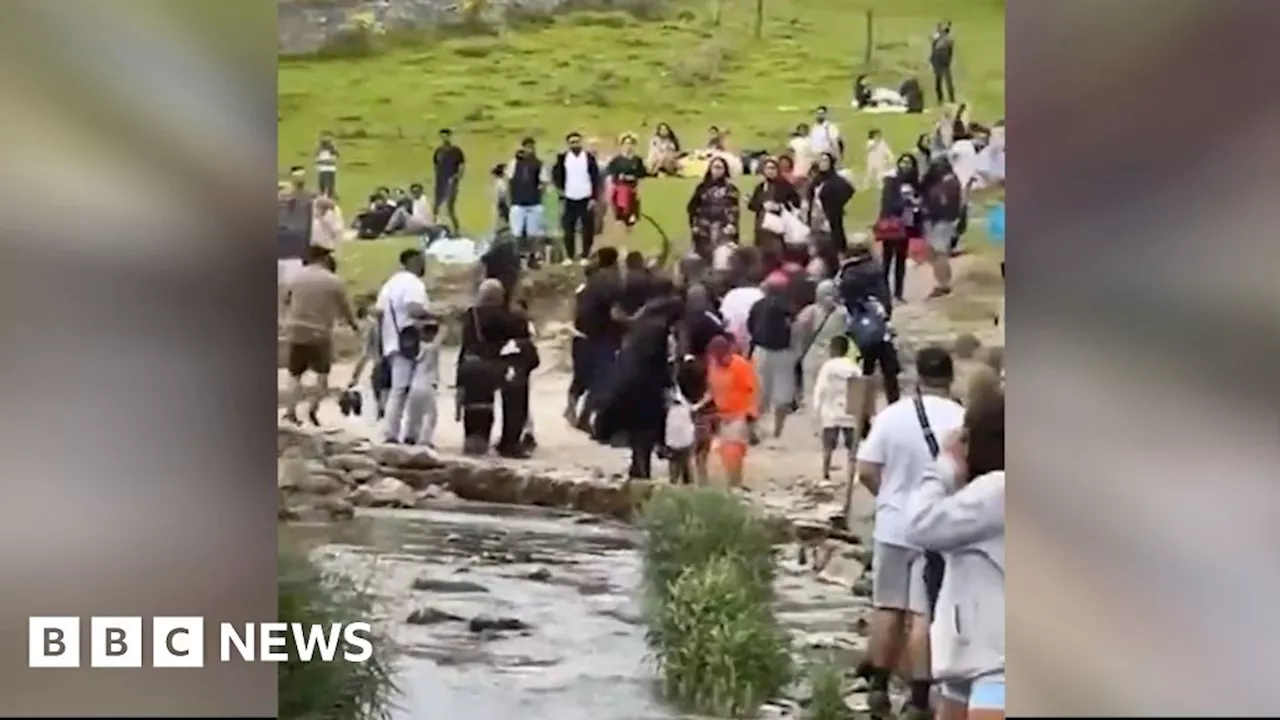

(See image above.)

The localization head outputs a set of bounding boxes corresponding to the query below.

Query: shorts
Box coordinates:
[939,673,1005,711]
[870,541,929,615]
[821,426,856,452]
[508,205,545,238]
[610,185,640,225]
[286,340,333,377]
[925,220,958,253]
[754,347,797,410]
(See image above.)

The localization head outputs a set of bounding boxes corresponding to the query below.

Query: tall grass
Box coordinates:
[805,660,854,720]
[278,543,399,720]
[640,488,791,717]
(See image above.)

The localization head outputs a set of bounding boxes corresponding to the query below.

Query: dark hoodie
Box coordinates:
[922,159,963,223]
[879,154,922,217]
[806,155,855,250]
[837,245,893,318]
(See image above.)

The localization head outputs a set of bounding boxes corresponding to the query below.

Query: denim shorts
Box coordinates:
[969,674,1006,710]
[509,205,545,238]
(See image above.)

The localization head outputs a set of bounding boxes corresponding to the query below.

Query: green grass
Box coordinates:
[278,541,399,720]
[279,0,1005,296]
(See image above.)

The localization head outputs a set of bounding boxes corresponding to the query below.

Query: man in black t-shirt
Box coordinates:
[432,128,466,235]
[478,232,521,308]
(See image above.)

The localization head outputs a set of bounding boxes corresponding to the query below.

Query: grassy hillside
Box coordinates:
[278,0,1005,295]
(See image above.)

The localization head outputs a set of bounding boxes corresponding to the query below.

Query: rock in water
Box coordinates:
[406,608,465,626]
[350,476,415,508]
[467,615,530,633]
[410,576,489,594]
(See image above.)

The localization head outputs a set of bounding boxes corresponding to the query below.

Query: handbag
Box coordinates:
[912,390,948,616]
[387,304,421,360]
[781,208,811,245]
[873,216,907,241]
[664,389,695,450]
[761,211,786,234]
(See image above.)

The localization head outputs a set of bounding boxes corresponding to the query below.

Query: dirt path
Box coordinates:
[280,255,1003,528]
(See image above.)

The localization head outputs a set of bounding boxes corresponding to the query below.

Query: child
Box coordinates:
[414,317,444,448]
[668,353,714,485]
[491,163,510,236]
[706,334,757,489]
[811,334,862,481]
[345,297,389,419]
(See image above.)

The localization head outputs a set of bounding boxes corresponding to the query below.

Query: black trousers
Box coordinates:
[881,236,909,300]
[498,380,530,450]
[561,198,596,260]
[433,177,460,232]
[859,341,902,439]
[932,66,956,104]
[629,427,659,479]
[924,551,945,616]
[317,171,336,198]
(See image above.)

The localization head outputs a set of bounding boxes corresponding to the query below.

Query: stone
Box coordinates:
[314,495,355,521]
[413,485,458,507]
[952,332,982,359]
[329,453,380,474]
[406,607,465,626]
[350,476,415,508]
[370,444,444,470]
[467,615,530,633]
[297,469,348,496]
[851,576,872,598]
[411,576,489,594]
[525,567,552,582]
[346,466,379,485]
[277,454,309,490]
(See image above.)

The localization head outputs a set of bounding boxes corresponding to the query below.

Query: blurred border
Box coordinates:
[1009,0,1280,714]
[0,1,278,715]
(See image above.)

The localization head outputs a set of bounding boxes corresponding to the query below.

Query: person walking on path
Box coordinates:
[280,245,359,426]
[706,334,757,489]
[375,248,437,445]
[432,128,466,236]
[854,346,965,720]
[552,131,603,264]
[796,278,851,415]
[930,20,957,105]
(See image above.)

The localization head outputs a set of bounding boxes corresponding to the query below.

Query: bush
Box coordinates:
[640,487,776,608]
[278,543,399,720]
[647,556,793,717]
[805,660,854,720]
[315,12,387,59]
[668,37,734,87]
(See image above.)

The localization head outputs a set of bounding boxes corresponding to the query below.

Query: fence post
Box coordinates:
[864,9,874,64]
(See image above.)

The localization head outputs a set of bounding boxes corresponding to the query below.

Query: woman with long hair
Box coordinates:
[746,157,802,274]
[645,121,682,176]
[685,156,742,260]
[876,153,924,302]
[606,133,647,235]
[805,152,855,254]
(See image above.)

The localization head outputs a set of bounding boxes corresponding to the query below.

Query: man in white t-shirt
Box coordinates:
[807,105,842,160]
[719,279,765,353]
[375,248,433,445]
[854,346,965,720]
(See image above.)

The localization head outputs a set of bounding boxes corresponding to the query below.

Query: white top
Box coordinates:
[811,357,862,427]
[807,120,841,157]
[864,138,895,188]
[950,139,979,190]
[410,197,433,226]
[562,150,593,201]
[375,270,429,358]
[856,393,966,547]
[315,147,338,174]
[719,286,764,350]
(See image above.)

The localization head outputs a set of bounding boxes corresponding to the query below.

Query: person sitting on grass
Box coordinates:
[645,121,683,176]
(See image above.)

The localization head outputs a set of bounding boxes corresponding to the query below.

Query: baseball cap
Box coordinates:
[916,346,955,385]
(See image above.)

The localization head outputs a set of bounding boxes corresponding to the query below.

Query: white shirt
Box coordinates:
[808,120,841,157]
[410,196,433,225]
[375,270,429,358]
[812,357,861,427]
[719,286,764,350]
[864,138,895,188]
[315,147,338,174]
[949,139,979,190]
[856,393,966,547]
[562,150,593,201]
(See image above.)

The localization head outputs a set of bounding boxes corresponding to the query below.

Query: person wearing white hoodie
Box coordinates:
[905,389,1006,720]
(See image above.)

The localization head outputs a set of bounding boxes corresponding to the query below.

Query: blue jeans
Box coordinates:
[509,204,545,238]
[969,674,1005,711]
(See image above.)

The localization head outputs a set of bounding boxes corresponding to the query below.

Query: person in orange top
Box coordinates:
[706,333,758,488]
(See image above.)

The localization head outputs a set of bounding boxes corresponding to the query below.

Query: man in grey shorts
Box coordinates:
[854,347,965,719]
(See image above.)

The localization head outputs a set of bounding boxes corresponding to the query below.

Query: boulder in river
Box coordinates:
[467,615,531,633]
[411,576,489,594]
[406,607,465,626]
[350,476,415,508]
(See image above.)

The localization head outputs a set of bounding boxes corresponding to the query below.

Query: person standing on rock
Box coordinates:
[853,346,964,720]
[496,293,540,459]
[281,245,359,426]
[569,247,626,427]
[375,248,436,445]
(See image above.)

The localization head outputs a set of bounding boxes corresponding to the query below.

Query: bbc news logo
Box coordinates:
[28,617,373,668]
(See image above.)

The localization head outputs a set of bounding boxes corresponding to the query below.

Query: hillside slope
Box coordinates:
[278,0,1004,293]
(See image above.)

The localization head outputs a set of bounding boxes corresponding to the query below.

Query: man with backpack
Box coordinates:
[836,240,903,412]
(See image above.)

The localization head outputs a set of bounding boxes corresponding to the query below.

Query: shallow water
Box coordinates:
[291,500,871,720]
